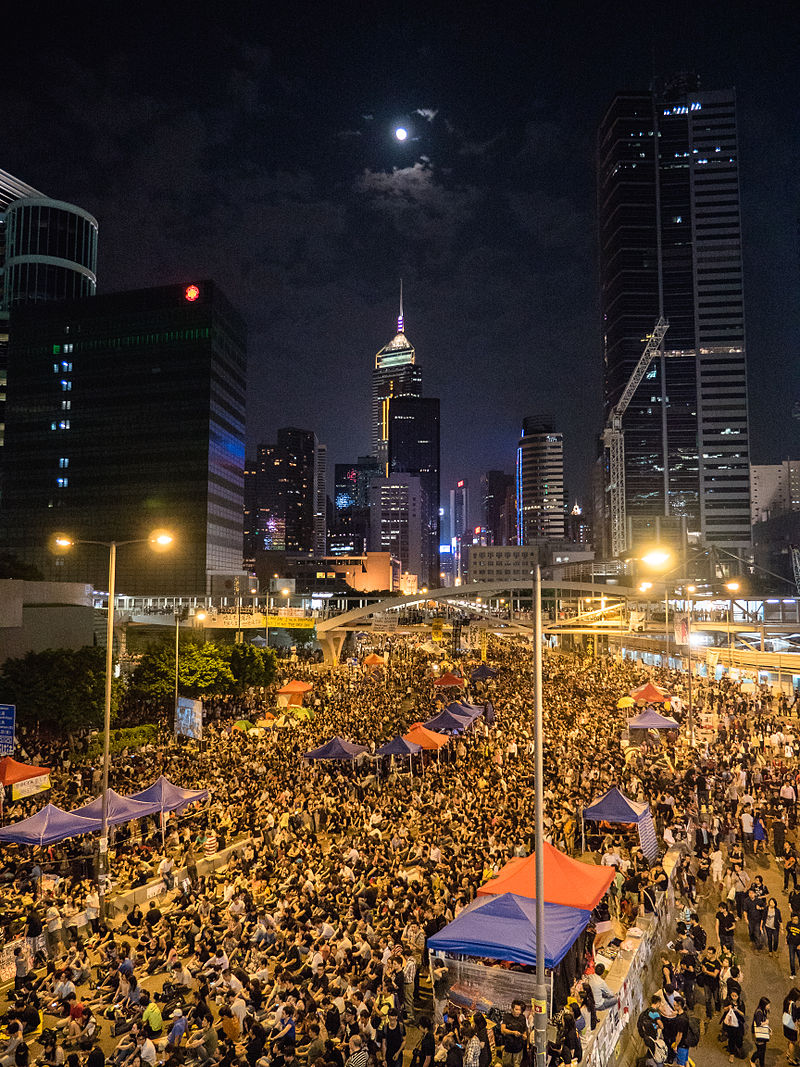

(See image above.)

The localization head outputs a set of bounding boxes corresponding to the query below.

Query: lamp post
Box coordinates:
[174,610,181,721]
[725,581,740,665]
[532,564,547,1067]
[53,530,173,912]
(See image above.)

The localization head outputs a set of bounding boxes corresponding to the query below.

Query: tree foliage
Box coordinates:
[129,640,277,700]
[0,646,119,736]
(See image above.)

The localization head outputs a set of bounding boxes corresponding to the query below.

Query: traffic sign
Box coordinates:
[0,704,16,755]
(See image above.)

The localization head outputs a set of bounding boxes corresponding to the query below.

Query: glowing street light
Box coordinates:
[53,529,174,910]
[394,126,408,141]
[640,548,672,570]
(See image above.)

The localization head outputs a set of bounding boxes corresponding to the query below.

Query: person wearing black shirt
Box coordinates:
[716,903,736,952]
[412,1017,435,1067]
[788,913,800,979]
[699,947,722,1021]
[500,1001,527,1067]
[380,1010,406,1067]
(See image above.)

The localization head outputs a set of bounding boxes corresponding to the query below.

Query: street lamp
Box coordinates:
[53,530,173,910]
[725,580,740,663]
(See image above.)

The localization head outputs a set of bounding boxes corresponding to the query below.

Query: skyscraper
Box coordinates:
[371,285,422,470]
[1,281,245,594]
[516,419,565,543]
[244,428,326,560]
[449,479,470,583]
[332,456,382,555]
[597,76,751,555]
[0,168,98,453]
[388,396,440,586]
[369,473,424,584]
[481,470,515,546]
[314,443,327,557]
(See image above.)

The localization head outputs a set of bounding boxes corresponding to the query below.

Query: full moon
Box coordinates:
[394,127,408,141]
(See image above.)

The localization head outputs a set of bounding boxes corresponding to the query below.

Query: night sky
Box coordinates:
[4,1,798,524]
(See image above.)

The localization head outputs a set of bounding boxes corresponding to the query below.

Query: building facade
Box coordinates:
[750,461,800,525]
[369,473,425,584]
[597,77,751,554]
[332,456,381,556]
[245,428,326,562]
[481,469,515,546]
[0,169,98,454]
[1,281,245,595]
[388,396,440,587]
[516,420,565,543]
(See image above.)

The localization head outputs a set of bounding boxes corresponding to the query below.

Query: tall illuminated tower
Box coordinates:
[371,283,422,470]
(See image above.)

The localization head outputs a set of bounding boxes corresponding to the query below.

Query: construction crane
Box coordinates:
[791,546,800,595]
[603,317,670,557]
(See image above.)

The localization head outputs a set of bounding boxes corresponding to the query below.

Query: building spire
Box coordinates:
[397,278,404,334]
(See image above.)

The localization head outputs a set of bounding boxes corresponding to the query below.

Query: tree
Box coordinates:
[129,640,236,700]
[0,646,118,742]
[225,644,278,695]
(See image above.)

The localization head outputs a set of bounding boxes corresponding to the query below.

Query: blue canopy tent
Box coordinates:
[71,788,162,826]
[582,786,659,860]
[627,709,680,730]
[470,664,497,682]
[304,737,368,761]
[424,708,475,733]
[446,701,485,718]
[375,737,423,757]
[0,803,101,846]
[428,892,591,969]
[128,776,209,814]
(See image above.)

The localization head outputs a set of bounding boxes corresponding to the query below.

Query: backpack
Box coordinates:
[691,925,707,951]
[684,1015,700,1048]
[637,1010,657,1042]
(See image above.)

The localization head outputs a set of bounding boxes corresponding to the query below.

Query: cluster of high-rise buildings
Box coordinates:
[0,71,794,599]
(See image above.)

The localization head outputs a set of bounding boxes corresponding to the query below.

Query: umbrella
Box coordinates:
[616,696,635,709]
[364,653,384,666]
[233,719,256,732]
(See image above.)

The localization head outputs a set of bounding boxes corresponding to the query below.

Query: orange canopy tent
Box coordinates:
[277,679,313,707]
[403,723,450,750]
[0,756,51,787]
[630,681,670,704]
[433,672,464,688]
[476,841,614,910]
[277,680,313,694]
[364,654,384,666]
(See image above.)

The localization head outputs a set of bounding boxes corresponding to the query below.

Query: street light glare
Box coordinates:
[641,549,671,569]
[54,536,73,547]
[725,581,740,592]
[151,531,174,546]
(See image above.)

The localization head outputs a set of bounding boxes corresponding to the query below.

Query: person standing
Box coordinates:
[750,996,771,1067]
[765,897,782,957]
[787,912,800,980]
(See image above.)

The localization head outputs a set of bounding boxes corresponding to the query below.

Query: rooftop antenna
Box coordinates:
[397,279,404,333]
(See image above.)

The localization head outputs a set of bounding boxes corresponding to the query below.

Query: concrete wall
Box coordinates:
[0,581,95,661]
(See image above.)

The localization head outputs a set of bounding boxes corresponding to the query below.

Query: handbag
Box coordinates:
[723,1007,738,1027]
[783,1011,797,1031]
[754,1022,771,1041]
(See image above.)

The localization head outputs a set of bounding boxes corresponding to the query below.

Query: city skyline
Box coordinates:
[1,3,797,515]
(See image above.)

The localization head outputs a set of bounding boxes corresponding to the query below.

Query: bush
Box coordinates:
[85,724,159,760]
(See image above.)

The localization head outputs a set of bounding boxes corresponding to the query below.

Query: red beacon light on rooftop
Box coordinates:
[184,284,200,302]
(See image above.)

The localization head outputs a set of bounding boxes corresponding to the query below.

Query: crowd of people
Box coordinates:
[0,635,799,1067]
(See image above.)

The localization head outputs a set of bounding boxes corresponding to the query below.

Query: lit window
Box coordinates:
[61,400,71,411]
[57,477,68,488]
[59,420,70,430]
[59,457,69,468]
[61,380,72,391]
[63,343,73,353]
[61,361,72,371]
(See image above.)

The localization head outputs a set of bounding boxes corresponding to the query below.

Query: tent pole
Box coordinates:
[533,564,547,1067]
